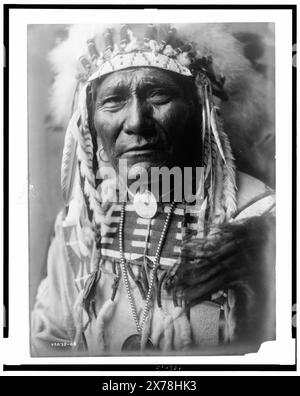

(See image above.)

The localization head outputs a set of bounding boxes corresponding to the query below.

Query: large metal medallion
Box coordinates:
[133,190,157,219]
[121,334,155,351]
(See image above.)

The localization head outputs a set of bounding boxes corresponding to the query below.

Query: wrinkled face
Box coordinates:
[93,67,198,173]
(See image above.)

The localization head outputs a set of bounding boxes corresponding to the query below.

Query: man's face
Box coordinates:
[93,67,196,173]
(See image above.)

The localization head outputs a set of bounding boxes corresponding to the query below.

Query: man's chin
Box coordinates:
[118,152,171,171]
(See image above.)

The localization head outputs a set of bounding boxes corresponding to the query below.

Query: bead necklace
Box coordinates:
[119,201,176,351]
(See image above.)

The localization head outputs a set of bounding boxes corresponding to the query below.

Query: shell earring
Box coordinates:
[97,145,109,163]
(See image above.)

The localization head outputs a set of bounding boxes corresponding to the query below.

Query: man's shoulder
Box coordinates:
[235,171,275,219]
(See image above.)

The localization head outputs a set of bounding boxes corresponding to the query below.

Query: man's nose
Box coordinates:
[123,96,151,136]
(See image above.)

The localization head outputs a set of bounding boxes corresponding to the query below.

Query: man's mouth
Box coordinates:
[120,144,163,158]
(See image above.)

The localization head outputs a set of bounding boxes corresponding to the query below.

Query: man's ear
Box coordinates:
[184,81,199,118]
[187,99,203,167]
[86,83,97,137]
[85,83,100,175]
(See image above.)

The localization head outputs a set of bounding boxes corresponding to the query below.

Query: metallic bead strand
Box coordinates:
[119,201,176,335]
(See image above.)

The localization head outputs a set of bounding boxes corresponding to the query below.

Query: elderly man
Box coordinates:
[31,24,275,356]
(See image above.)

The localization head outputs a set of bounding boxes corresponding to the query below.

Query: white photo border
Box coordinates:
[2,3,297,373]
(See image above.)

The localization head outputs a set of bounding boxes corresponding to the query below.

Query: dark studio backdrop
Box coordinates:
[28,23,275,309]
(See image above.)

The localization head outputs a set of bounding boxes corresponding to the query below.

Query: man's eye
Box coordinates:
[148,90,172,104]
[103,96,124,105]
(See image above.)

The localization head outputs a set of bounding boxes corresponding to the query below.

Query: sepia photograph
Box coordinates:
[27,21,277,357]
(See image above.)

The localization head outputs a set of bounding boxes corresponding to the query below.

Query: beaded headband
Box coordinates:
[76,24,227,100]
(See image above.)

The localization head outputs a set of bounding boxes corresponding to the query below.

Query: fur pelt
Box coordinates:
[165,215,276,344]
